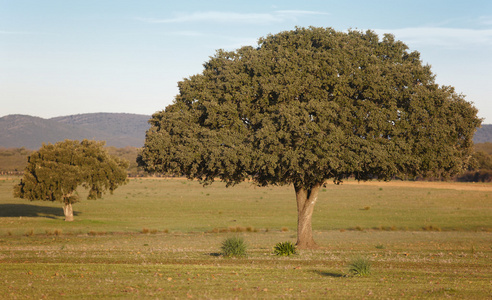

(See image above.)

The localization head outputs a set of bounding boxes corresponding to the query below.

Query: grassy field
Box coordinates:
[0,177,491,299]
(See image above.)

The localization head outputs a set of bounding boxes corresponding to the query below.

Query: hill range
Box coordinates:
[474,124,492,144]
[0,113,151,149]
[0,113,491,150]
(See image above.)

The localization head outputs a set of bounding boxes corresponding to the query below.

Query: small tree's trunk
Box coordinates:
[295,183,321,249]
[63,202,74,222]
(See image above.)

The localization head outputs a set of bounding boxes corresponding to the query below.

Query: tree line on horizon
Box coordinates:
[2,143,492,182]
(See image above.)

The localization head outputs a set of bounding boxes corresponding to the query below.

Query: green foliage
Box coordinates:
[13,139,129,204]
[348,256,372,277]
[273,241,297,256]
[469,150,492,170]
[221,236,247,257]
[140,27,481,189]
[459,143,492,182]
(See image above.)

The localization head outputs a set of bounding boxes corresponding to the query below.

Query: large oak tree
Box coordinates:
[14,139,128,221]
[139,27,481,248]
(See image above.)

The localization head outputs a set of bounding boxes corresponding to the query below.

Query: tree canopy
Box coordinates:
[139,27,481,248]
[14,139,128,221]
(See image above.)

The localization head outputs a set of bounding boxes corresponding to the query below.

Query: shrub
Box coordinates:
[348,257,371,277]
[457,170,492,182]
[273,241,297,256]
[221,236,247,257]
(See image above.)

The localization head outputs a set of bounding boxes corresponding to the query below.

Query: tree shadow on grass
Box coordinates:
[312,270,345,278]
[0,204,80,219]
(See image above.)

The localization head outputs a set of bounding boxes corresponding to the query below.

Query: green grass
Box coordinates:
[0,177,491,298]
[1,177,491,234]
[1,232,491,299]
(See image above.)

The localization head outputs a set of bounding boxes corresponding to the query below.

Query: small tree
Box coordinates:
[139,27,481,248]
[14,139,129,221]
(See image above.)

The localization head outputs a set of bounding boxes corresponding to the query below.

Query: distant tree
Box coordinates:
[106,146,148,177]
[139,27,481,248]
[0,147,32,174]
[474,142,492,156]
[14,140,128,221]
[469,151,492,170]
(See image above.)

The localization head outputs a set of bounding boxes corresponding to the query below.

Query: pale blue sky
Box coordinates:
[1,0,491,123]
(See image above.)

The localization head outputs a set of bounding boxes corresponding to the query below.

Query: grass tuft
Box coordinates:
[273,241,297,256]
[348,256,371,277]
[221,236,247,257]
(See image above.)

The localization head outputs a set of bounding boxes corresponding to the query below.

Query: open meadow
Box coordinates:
[0,177,491,299]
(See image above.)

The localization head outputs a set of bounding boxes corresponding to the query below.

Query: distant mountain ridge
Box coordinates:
[0,113,491,150]
[474,124,492,144]
[0,113,151,149]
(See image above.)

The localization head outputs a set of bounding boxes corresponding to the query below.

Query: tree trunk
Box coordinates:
[63,202,74,222]
[295,183,321,249]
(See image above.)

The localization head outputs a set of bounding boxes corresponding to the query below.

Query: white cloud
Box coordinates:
[139,10,328,25]
[478,16,492,26]
[166,30,206,37]
[374,27,492,48]
[139,12,279,24]
[274,10,330,16]
[0,30,32,35]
